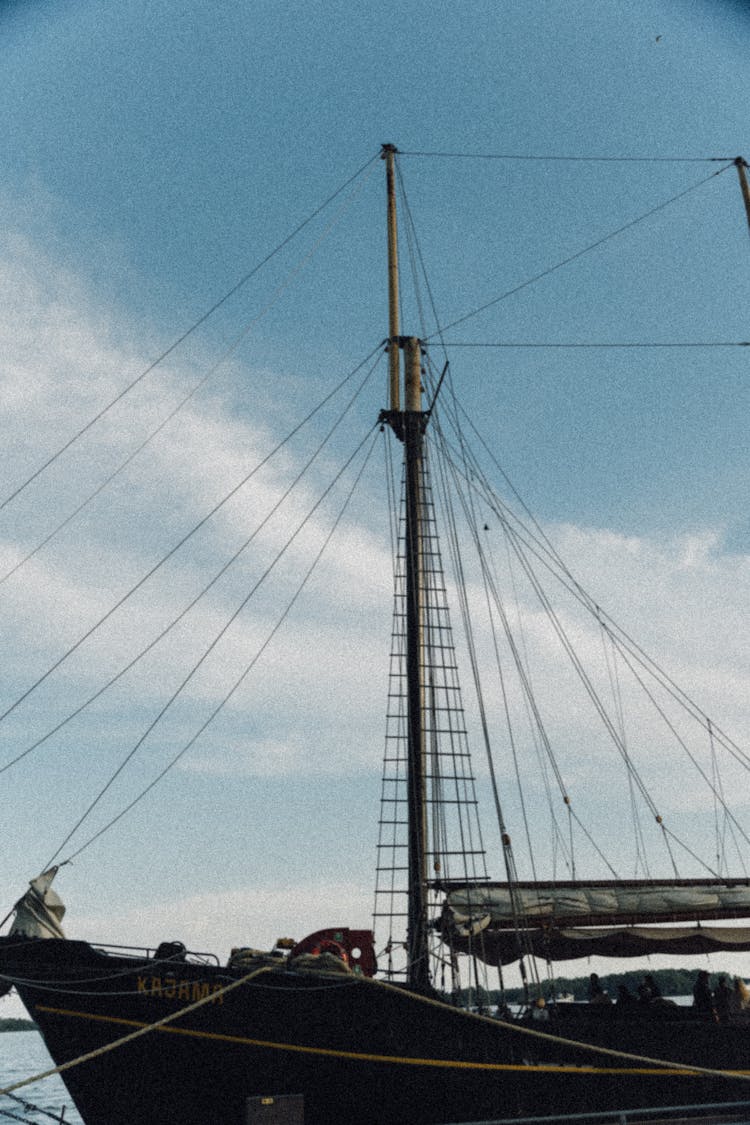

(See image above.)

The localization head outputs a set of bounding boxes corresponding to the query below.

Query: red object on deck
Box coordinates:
[290,927,377,976]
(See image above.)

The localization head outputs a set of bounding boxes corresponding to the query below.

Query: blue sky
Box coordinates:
[1,0,750,1000]
[5,0,746,541]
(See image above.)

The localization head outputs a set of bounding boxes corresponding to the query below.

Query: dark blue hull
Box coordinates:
[2,938,749,1124]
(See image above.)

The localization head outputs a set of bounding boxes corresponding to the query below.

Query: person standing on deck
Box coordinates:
[588,973,610,1004]
[692,970,715,1020]
[643,974,661,1000]
[715,975,731,1022]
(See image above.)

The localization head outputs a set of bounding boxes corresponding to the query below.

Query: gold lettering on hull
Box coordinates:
[135,976,223,1004]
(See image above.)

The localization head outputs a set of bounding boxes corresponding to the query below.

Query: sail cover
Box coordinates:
[10,868,66,940]
[443,923,750,965]
[441,879,750,965]
[446,879,750,926]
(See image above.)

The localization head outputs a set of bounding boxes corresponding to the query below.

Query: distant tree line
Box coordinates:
[0,1017,36,1032]
[454,967,741,1007]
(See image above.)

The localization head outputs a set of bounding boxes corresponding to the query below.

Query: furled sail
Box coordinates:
[444,923,750,965]
[441,878,750,965]
[10,868,66,940]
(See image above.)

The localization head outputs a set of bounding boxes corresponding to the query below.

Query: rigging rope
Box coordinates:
[424,372,750,880]
[0,965,276,1102]
[441,340,750,348]
[0,1107,38,1124]
[447,396,750,777]
[0,152,381,516]
[399,150,735,164]
[45,427,377,861]
[486,527,545,883]
[53,427,380,864]
[385,163,750,911]
[425,162,735,339]
[377,156,750,886]
[423,403,547,979]
[1,351,384,781]
[457,462,699,876]
[598,612,650,878]
[6,964,750,1112]
[372,423,403,961]
[0,156,380,589]
[0,343,383,745]
[368,154,750,882]
[0,1090,69,1124]
[8,970,750,1111]
[394,168,515,902]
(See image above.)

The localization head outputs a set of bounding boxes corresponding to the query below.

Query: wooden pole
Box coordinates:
[382,144,401,411]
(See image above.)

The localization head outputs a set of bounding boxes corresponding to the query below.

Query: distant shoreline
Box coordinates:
[459,967,745,1006]
[0,1019,37,1032]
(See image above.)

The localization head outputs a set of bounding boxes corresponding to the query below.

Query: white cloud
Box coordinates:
[2,211,750,991]
[71,881,374,962]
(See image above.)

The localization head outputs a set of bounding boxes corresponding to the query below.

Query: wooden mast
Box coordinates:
[381,144,430,989]
[383,144,401,412]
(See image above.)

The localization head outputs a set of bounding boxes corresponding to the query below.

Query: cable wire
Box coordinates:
[426,162,735,339]
[0,157,380,589]
[0,351,384,778]
[399,149,735,163]
[0,151,380,514]
[0,1091,69,1124]
[0,344,382,732]
[56,428,380,864]
[440,340,750,348]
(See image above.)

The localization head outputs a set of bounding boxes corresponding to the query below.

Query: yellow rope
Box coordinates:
[362,976,750,1082]
[4,966,750,1101]
[0,964,273,1098]
[31,1003,750,1078]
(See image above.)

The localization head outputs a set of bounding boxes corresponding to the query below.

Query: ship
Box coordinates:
[2,144,750,1123]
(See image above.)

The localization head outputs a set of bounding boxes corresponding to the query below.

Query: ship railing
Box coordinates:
[89,940,220,965]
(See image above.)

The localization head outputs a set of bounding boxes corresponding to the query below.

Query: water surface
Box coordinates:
[0,1030,83,1123]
